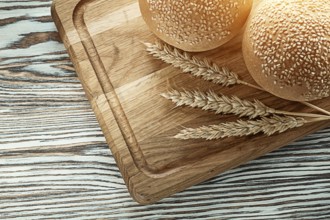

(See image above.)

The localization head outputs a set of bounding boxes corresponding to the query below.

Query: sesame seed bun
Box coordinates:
[139,0,253,52]
[242,0,330,101]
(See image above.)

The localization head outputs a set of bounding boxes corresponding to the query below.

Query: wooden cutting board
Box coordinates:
[51,0,330,204]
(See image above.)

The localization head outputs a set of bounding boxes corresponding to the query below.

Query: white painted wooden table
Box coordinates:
[1,1,330,219]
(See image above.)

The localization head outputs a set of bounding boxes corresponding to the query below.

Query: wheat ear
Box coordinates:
[145,42,242,87]
[145,42,261,89]
[162,90,275,119]
[175,116,308,140]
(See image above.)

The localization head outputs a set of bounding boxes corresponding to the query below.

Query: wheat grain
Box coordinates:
[175,116,307,140]
[162,90,330,120]
[145,42,239,87]
[162,90,275,119]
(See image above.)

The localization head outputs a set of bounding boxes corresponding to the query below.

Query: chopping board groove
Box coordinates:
[51,0,330,204]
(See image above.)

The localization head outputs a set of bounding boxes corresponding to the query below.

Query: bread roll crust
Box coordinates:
[139,0,253,52]
[243,0,330,101]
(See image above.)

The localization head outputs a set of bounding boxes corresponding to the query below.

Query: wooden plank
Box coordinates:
[51,0,330,204]
[1,0,330,218]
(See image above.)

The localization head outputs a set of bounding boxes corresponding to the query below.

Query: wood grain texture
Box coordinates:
[51,0,330,204]
[0,0,330,218]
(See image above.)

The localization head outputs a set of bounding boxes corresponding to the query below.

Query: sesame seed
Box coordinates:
[248,0,330,100]
[146,0,249,46]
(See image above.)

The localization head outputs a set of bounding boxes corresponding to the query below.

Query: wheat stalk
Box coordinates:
[145,41,261,89]
[175,116,308,140]
[301,101,330,116]
[162,90,330,120]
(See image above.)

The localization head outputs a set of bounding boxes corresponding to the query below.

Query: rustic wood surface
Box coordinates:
[1,0,330,218]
